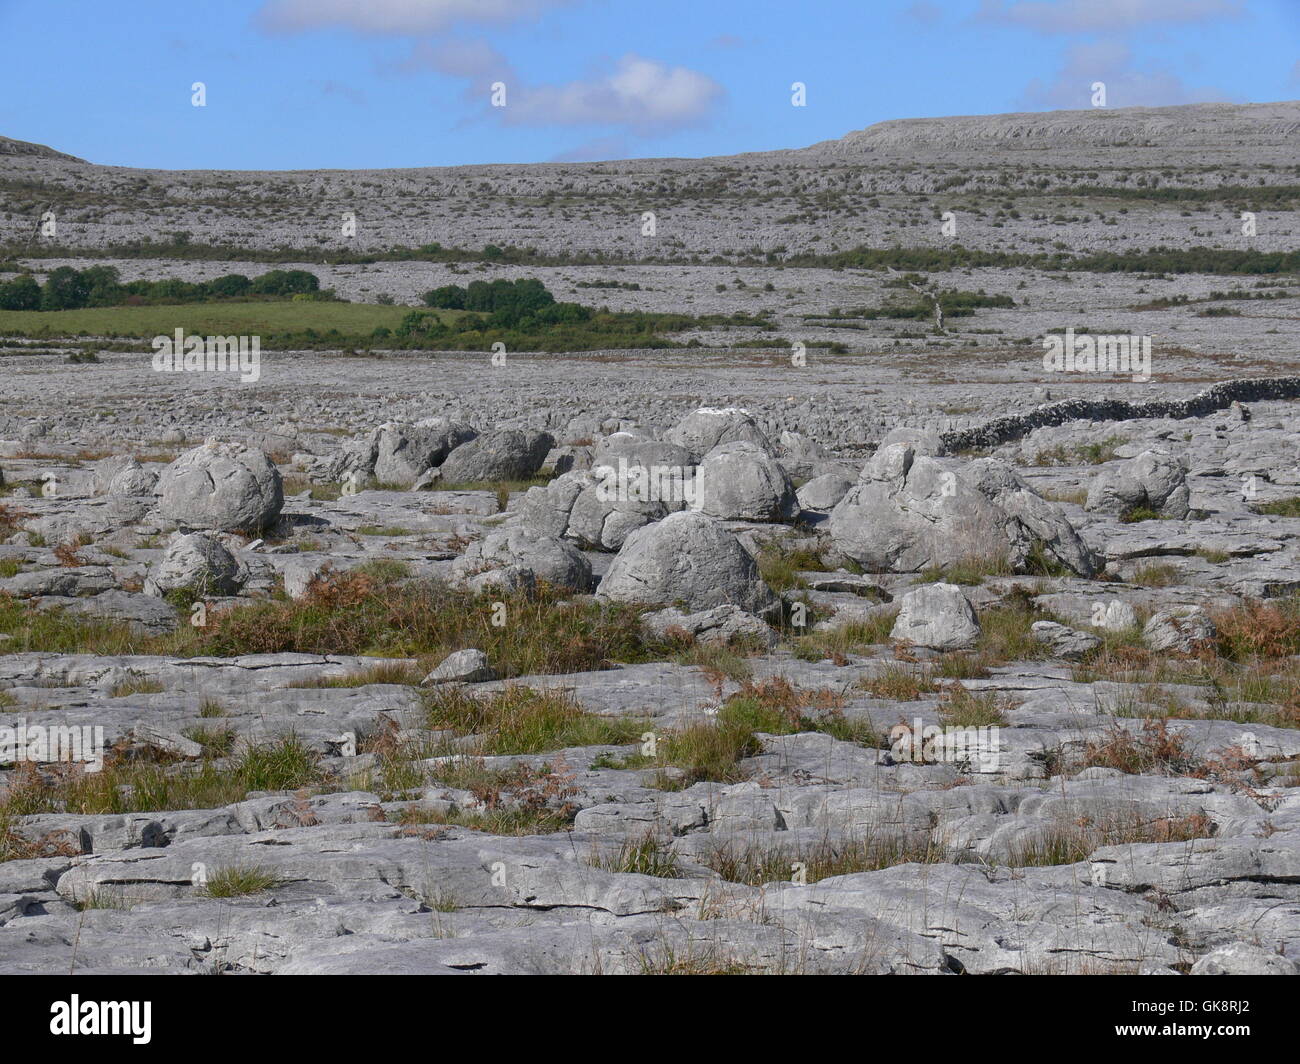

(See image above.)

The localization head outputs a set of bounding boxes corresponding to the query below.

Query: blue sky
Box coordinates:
[1,0,1296,170]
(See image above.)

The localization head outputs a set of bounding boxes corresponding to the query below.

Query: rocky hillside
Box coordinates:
[808,100,1300,157]
[0,135,85,163]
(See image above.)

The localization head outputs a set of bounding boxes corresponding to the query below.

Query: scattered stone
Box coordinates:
[890,583,980,651]
[144,532,247,598]
[1087,450,1191,519]
[421,649,499,686]
[1143,606,1217,654]
[1031,620,1102,659]
[640,604,778,649]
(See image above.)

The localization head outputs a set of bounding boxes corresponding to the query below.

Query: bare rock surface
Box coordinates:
[2,101,1300,976]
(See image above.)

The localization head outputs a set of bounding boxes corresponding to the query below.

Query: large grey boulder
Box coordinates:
[109,460,159,497]
[664,407,772,462]
[1086,450,1191,519]
[91,455,157,497]
[373,418,476,486]
[544,445,593,476]
[828,444,1094,576]
[144,532,247,598]
[514,468,674,551]
[439,429,555,483]
[591,432,693,473]
[454,527,592,592]
[695,441,797,522]
[775,430,825,478]
[796,472,854,514]
[156,442,283,533]
[890,583,980,651]
[963,458,1098,577]
[596,511,778,615]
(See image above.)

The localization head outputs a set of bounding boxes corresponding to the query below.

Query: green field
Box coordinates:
[0,301,439,339]
[0,299,731,352]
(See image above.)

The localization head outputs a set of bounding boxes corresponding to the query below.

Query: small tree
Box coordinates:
[40,266,91,310]
[0,275,41,310]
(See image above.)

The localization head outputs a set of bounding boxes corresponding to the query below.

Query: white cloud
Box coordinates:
[503,55,724,131]
[1022,40,1236,108]
[399,37,515,81]
[977,0,1244,34]
[258,0,573,35]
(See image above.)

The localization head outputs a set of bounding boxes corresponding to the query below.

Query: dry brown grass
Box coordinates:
[1076,719,1202,776]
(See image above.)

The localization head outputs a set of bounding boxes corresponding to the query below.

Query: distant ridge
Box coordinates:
[3,100,1297,173]
[804,101,1300,157]
[0,135,86,163]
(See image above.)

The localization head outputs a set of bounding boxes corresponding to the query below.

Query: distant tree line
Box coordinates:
[0,266,324,311]
[420,278,593,328]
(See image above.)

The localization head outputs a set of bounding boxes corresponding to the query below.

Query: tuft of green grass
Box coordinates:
[280,476,344,501]
[756,546,828,592]
[182,725,237,759]
[917,555,1014,585]
[792,611,897,662]
[1040,488,1088,506]
[699,831,948,886]
[672,642,755,684]
[1131,563,1180,587]
[200,865,284,898]
[1252,496,1300,517]
[938,685,1010,727]
[423,685,645,756]
[434,476,552,513]
[0,571,673,677]
[861,663,938,701]
[109,678,164,698]
[424,889,460,912]
[651,679,872,789]
[1032,436,1127,466]
[75,890,133,911]
[396,756,581,836]
[974,598,1054,663]
[1119,505,1166,523]
[0,734,321,824]
[1008,812,1215,867]
[589,831,681,878]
